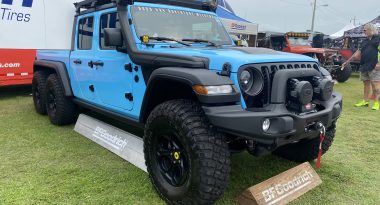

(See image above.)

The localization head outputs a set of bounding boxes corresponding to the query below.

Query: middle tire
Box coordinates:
[45,74,77,125]
[144,99,230,205]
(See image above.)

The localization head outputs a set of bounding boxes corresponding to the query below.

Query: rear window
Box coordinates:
[77,17,94,50]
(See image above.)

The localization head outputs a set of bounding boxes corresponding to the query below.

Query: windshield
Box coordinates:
[131,6,232,46]
[288,37,311,46]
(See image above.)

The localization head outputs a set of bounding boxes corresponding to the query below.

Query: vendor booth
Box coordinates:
[217,0,258,46]
[344,15,380,38]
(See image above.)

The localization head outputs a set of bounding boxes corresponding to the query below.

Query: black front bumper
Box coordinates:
[203,92,342,146]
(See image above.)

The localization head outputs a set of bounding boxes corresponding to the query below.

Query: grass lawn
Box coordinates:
[0,75,379,205]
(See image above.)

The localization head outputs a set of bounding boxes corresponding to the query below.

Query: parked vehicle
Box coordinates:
[258,32,352,82]
[32,0,342,204]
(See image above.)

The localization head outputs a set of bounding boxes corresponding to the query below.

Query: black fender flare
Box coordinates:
[140,67,241,122]
[33,60,73,97]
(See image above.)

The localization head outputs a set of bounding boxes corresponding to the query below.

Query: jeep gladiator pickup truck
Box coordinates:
[32,0,342,204]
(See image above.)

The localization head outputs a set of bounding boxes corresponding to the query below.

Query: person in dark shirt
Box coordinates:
[342,23,380,110]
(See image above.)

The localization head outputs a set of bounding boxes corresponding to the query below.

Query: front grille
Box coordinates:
[243,62,319,108]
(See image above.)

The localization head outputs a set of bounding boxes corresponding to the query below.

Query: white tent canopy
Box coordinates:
[330,23,356,39]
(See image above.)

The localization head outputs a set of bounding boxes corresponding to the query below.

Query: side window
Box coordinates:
[100,12,121,50]
[78,17,94,50]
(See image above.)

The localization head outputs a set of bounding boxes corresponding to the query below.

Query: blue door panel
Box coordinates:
[71,15,98,102]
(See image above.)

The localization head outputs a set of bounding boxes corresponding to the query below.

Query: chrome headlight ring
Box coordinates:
[238,66,264,97]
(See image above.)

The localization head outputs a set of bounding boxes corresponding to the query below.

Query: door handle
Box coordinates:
[88,60,104,68]
[93,60,104,67]
[73,59,82,64]
[88,61,94,68]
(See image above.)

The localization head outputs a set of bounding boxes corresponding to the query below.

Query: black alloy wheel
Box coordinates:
[47,90,57,116]
[144,99,230,205]
[32,71,49,115]
[45,74,77,125]
[154,125,189,187]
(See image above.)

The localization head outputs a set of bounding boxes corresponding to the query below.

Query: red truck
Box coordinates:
[259,32,352,82]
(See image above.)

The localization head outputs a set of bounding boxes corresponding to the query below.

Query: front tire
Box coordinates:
[144,100,230,205]
[45,74,77,125]
[273,123,336,162]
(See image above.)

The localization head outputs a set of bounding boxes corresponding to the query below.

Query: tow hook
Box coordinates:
[315,122,326,169]
[304,121,325,133]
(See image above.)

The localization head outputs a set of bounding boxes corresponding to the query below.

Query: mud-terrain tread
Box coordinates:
[144,99,230,205]
[45,74,77,125]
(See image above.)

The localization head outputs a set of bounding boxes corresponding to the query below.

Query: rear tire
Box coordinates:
[45,74,77,125]
[144,99,230,205]
[273,123,336,162]
[32,71,49,115]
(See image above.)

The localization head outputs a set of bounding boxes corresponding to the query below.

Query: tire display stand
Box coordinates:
[74,114,147,172]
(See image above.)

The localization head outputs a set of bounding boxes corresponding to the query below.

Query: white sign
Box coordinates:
[221,18,258,35]
[74,114,147,172]
[0,0,76,49]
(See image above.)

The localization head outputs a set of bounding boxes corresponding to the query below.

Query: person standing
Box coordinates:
[342,23,380,110]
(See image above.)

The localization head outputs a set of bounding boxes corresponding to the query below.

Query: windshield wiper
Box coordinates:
[182,38,219,47]
[145,36,191,47]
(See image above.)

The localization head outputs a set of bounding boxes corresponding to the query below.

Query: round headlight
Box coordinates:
[238,67,264,96]
[239,70,253,91]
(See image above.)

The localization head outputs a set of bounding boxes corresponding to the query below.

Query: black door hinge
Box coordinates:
[221,63,232,76]
[89,84,95,92]
[125,63,133,72]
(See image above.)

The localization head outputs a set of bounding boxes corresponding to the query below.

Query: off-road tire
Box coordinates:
[32,71,49,115]
[144,99,230,205]
[45,74,77,125]
[335,64,352,83]
[273,123,336,162]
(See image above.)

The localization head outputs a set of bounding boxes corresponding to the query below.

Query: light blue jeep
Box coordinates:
[32,0,342,204]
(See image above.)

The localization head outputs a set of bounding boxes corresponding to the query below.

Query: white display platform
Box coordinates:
[74,114,147,172]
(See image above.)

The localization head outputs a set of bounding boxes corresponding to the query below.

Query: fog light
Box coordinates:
[263,119,271,132]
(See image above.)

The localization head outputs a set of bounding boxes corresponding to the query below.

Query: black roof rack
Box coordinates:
[74,0,217,14]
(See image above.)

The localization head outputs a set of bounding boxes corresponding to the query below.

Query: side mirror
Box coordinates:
[104,28,123,47]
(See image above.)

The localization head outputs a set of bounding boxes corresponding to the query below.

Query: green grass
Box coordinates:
[0,76,379,205]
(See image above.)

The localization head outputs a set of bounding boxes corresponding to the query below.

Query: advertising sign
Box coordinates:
[221,18,258,35]
[0,0,76,86]
[0,0,76,49]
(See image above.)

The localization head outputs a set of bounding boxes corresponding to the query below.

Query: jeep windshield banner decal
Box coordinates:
[136,6,214,18]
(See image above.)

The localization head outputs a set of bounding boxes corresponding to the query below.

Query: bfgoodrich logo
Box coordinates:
[1,0,33,22]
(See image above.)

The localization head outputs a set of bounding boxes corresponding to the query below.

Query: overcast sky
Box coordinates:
[227,0,379,35]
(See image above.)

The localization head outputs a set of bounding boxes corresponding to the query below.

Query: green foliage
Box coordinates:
[0,76,379,204]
